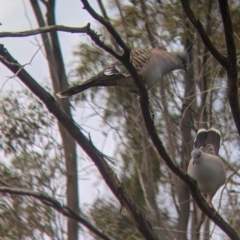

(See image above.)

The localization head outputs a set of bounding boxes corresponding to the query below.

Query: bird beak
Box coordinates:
[186,39,197,53]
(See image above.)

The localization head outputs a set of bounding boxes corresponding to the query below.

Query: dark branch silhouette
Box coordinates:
[0,25,90,38]
[0,187,112,240]
[179,0,228,67]
[0,44,158,240]
[180,0,240,138]
[79,1,240,239]
[217,0,240,137]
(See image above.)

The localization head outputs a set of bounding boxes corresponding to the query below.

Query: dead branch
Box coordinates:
[0,44,158,240]
[179,0,227,67]
[0,25,89,38]
[0,186,112,240]
[79,1,240,239]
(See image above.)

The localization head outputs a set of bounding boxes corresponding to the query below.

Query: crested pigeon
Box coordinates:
[187,128,226,210]
[56,42,195,98]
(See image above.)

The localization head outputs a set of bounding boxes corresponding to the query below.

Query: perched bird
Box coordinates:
[57,42,196,98]
[187,128,226,210]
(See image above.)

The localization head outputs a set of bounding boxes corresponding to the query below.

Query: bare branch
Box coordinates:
[78,1,240,239]
[179,0,228,67]
[80,0,129,54]
[0,25,89,38]
[0,187,112,240]
[217,0,240,137]
[218,0,237,65]
[0,44,158,240]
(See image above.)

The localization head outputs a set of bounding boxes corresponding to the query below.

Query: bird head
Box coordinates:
[191,148,202,164]
[177,39,197,72]
[176,52,189,73]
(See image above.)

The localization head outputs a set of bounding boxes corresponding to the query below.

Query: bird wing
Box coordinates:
[104,61,130,78]
[204,144,217,155]
[104,49,152,78]
[194,128,221,155]
[204,128,221,155]
[194,128,208,149]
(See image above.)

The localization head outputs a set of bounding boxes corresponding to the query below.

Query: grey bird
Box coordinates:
[187,128,226,210]
[56,42,195,98]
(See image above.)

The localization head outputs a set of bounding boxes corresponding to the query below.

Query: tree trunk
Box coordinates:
[30,1,79,239]
[177,36,196,240]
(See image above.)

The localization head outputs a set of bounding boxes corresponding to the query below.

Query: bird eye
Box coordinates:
[197,152,201,158]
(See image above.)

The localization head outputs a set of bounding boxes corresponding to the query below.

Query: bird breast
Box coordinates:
[139,50,182,89]
[187,154,226,197]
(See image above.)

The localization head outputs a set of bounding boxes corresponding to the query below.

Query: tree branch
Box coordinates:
[179,0,228,67]
[217,0,240,137]
[80,0,129,54]
[78,1,240,239]
[0,44,158,240]
[0,25,89,38]
[0,187,112,240]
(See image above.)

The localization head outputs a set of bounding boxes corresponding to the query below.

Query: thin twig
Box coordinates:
[0,25,90,38]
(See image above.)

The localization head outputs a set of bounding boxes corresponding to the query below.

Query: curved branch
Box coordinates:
[78,1,240,239]
[0,187,112,240]
[217,0,240,137]
[179,0,228,67]
[218,0,237,64]
[0,44,158,240]
[80,0,129,54]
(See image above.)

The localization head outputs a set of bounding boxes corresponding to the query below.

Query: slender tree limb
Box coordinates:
[218,0,240,137]
[0,25,89,38]
[0,45,158,240]
[179,0,228,67]
[218,0,237,65]
[97,0,121,52]
[0,187,112,240]
[80,0,129,58]
[79,1,240,239]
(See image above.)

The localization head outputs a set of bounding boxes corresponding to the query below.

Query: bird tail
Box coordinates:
[194,128,208,148]
[56,81,96,98]
[205,128,221,155]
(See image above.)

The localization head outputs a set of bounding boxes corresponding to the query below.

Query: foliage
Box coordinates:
[0,90,66,239]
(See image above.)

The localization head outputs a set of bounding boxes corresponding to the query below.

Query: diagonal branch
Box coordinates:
[179,0,228,67]
[180,1,240,139]
[217,0,240,137]
[0,187,112,240]
[0,44,158,240]
[79,1,240,239]
[218,0,237,65]
[80,0,129,54]
[0,25,90,38]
